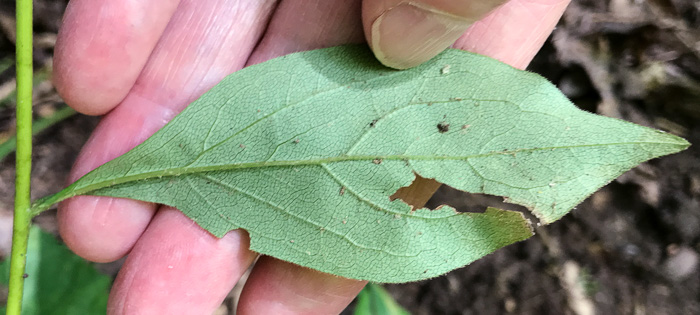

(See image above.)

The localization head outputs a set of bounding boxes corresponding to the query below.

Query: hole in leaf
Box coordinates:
[427,185,538,224]
[392,174,539,225]
[390,174,442,209]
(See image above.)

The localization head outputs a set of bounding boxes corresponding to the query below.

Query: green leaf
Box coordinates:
[0,226,111,314]
[31,45,689,282]
[354,283,409,315]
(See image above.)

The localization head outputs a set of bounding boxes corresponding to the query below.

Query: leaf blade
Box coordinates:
[33,45,688,282]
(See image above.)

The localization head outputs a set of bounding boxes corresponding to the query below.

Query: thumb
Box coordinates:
[362,0,507,69]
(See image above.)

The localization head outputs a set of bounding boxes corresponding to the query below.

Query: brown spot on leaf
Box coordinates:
[339,186,346,196]
[373,158,383,164]
[437,122,450,133]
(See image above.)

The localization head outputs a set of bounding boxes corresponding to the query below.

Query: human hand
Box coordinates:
[53,0,570,313]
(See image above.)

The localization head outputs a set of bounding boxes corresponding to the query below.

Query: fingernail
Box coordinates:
[370,3,473,69]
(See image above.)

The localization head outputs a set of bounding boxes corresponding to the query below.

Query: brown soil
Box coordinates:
[1,0,698,314]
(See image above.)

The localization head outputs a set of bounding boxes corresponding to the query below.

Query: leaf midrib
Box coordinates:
[30,140,683,215]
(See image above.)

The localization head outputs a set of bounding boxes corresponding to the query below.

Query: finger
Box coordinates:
[236,1,368,313]
[246,0,364,65]
[454,0,571,69]
[107,208,256,314]
[238,257,366,315]
[362,0,507,69]
[57,95,181,262]
[58,0,277,263]
[53,0,181,115]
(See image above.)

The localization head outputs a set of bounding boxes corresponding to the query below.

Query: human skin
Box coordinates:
[53,0,570,313]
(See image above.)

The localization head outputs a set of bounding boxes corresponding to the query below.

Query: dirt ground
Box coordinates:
[0,0,698,314]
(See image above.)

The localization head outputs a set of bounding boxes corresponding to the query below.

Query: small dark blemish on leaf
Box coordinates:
[22,273,28,279]
[290,240,294,243]
[373,158,383,165]
[339,186,346,196]
[437,122,450,133]
[342,219,347,224]
[450,97,462,101]
[462,124,470,130]
[369,119,378,127]
[293,139,300,144]
[239,144,246,149]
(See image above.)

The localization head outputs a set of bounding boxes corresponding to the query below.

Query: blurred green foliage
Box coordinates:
[0,226,110,314]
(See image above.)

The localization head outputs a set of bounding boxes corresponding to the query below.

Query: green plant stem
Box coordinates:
[0,105,77,160]
[8,0,33,313]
